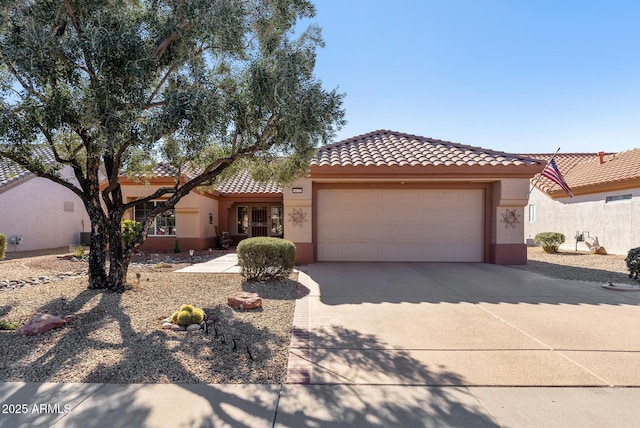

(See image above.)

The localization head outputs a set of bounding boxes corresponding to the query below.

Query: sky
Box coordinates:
[299,1,640,154]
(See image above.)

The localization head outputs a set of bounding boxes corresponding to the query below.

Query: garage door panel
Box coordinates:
[317,188,483,262]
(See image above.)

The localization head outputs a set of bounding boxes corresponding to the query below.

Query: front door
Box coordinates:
[251,206,268,237]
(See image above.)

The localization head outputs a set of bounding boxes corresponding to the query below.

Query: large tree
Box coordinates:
[0,0,344,292]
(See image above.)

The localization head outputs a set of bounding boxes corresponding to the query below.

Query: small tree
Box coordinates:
[534,232,565,253]
[0,0,344,292]
[0,233,6,260]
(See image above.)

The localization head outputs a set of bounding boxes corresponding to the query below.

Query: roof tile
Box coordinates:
[524,151,640,195]
[312,130,541,168]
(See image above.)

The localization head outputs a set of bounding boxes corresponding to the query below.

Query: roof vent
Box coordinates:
[598,151,605,164]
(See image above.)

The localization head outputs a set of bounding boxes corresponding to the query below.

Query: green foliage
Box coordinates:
[0,320,19,330]
[534,232,565,253]
[121,220,142,247]
[74,245,85,258]
[171,304,205,326]
[625,247,640,280]
[173,239,181,254]
[237,237,296,281]
[0,233,6,260]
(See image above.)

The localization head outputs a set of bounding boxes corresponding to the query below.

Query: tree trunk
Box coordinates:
[87,210,108,290]
[106,211,131,292]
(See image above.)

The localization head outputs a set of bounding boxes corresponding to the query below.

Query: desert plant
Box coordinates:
[121,220,142,247]
[74,245,85,258]
[625,247,640,280]
[0,320,19,330]
[173,239,181,254]
[237,237,296,281]
[534,232,565,253]
[171,304,205,326]
[0,233,6,260]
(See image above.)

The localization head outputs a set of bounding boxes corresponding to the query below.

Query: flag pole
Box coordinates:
[527,147,561,197]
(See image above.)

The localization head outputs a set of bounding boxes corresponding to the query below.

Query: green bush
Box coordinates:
[0,233,6,260]
[534,232,565,253]
[173,239,181,253]
[121,219,142,247]
[237,237,296,281]
[0,320,18,330]
[74,245,85,258]
[625,247,640,280]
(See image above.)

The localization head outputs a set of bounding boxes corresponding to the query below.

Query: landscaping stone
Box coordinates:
[161,322,174,329]
[187,323,201,331]
[171,324,186,331]
[228,292,262,310]
[15,313,73,336]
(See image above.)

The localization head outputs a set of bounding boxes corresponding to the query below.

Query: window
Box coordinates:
[528,204,536,223]
[237,206,248,234]
[134,201,176,236]
[271,206,283,237]
[606,194,631,203]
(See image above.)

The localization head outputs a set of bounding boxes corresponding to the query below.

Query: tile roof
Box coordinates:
[133,162,283,195]
[525,150,640,196]
[214,168,282,195]
[312,130,543,168]
[0,147,56,192]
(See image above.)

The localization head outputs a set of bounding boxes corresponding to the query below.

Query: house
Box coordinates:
[121,130,544,264]
[0,148,90,253]
[524,149,640,255]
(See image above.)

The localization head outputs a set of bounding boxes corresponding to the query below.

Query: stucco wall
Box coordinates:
[525,187,640,255]
[0,168,90,253]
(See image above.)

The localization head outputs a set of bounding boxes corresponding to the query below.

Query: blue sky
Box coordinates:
[300,1,640,154]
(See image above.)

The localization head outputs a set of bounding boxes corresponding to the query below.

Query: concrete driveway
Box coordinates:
[290,262,640,387]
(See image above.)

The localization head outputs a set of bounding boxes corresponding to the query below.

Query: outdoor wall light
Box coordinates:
[209,213,213,224]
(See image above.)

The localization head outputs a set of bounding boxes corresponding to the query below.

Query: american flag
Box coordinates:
[542,158,573,197]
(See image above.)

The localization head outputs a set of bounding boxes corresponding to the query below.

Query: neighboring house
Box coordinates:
[121,130,544,264]
[0,148,90,253]
[524,149,640,255]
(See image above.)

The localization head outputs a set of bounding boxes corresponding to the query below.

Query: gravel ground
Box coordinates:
[0,255,297,384]
[512,247,637,285]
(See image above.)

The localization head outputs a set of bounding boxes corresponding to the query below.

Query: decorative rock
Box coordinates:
[171,324,186,331]
[591,246,608,255]
[161,322,174,329]
[15,313,72,336]
[161,317,171,323]
[228,292,262,310]
[187,323,201,331]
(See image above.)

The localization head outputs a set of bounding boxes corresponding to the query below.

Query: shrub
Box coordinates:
[74,245,85,258]
[0,320,18,330]
[0,233,6,260]
[534,232,565,253]
[121,220,142,247]
[173,239,181,253]
[625,247,640,280]
[237,237,296,281]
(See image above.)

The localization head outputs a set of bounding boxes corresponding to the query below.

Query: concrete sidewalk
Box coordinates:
[175,253,241,273]
[2,382,640,427]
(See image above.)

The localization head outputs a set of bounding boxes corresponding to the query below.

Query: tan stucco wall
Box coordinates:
[525,187,640,255]
[492,179,530,244]
[283,177,312,244]
[0,167,90,252]
[120,184,212,239]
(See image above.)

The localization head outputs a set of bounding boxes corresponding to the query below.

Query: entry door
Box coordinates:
[251,207,268,237]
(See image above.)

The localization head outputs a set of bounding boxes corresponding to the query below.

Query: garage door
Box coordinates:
[317,188,484,262]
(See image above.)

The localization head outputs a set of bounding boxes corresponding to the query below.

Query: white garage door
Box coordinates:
[317,188,484,262]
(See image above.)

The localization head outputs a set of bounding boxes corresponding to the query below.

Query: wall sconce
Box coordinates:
[292,187,303,194]
[209,213,213,224]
